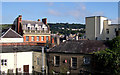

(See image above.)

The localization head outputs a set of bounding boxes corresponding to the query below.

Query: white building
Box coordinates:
[0,28,23,43]
[86,16,119,40]
[0,45,47,75]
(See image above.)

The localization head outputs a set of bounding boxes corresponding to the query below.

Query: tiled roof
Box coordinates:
[1,45,43,53]
[1,28,22,38]
[22,20,43,26]
[48,40,108,54]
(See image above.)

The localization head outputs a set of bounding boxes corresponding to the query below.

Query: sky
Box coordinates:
[2,2,118,24]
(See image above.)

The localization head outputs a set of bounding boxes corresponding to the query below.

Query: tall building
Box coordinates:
[12,15,51,43]
[86,16,119,40]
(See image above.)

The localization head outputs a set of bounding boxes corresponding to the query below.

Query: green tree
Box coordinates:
[93,36,120,75]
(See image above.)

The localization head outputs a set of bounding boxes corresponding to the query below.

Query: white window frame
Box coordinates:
[31,36,34,41]
[71,57,77,68]
[41,36,44,41]
[54,56,60,66]
[83,57,91,65]
[37,36,39,41]
[1,59,7,66]
[46,36,49,41]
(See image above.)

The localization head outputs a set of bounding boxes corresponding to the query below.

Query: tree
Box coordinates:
[93,36,120,75]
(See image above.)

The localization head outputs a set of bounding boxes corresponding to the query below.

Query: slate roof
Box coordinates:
[1,28,22,38]
[22,20,43,26]
[1,45,43,53]
[48,40,108,54]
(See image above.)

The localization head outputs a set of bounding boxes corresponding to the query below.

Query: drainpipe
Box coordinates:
[41,47,44,75]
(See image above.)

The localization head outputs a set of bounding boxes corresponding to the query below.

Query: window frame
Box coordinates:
[46,36,49,41]
[106,37,109,40]
[36,36,39,41]
[31,36,34,41]
[41,36,44,41]
[71,57,77,69]
[54,56,60,66]
[37,57,40,65]
[1,59,7,66]
[106,29,109,34]
[83,56,91,65]
[26,36,29,41]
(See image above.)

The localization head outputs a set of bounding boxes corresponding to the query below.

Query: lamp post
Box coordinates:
[41,47,45,75]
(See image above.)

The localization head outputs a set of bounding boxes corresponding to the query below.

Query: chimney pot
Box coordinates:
[38,19,40,21]
[19,15,22,17]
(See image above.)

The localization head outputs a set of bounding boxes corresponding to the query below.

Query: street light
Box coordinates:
[41,47,45,75]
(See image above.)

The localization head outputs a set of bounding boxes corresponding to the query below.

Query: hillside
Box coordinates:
[48,23,85,35]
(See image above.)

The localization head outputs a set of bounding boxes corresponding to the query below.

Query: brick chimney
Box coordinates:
[38,19,40,21]
[17,15,22,35]
[42,18,47,24]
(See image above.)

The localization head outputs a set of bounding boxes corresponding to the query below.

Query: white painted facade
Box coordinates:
[0,51,46,74]
[1,52,32,74]
[86,16,118,40]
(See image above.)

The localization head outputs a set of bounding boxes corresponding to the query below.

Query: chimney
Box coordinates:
[17,15,22,35]
[18,15,22,22]
[38,19,40,21]
[42,18,47,24]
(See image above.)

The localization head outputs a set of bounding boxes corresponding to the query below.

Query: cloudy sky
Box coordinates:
[2,2,118,24]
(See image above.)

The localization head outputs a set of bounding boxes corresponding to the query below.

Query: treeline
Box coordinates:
[48,23,85,35]
[0,24,13,30]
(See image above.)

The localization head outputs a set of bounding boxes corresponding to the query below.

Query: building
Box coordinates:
[0,28,23,43]
[12,15,51,43]
[86,16,119,40]
[47,40,108,75]
[1,45,47,75]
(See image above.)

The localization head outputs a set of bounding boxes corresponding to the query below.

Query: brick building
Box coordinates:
[12,15,51,43]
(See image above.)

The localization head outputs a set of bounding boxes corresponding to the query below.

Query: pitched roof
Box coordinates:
[22,20,43,26]
[1,45,43,53]
[48,40,108,54]
[1,28,23,38]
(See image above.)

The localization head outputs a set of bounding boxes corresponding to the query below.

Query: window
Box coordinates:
[115,28,117,32]
[54,56,60,66]
[37,57,40,65]
[41,36,44,41]
[84,57,90,65]
[71,57,77,68]
[46,36,49,41]
[37,36,39,41]
[106,37,109,40]
[28,27,30,30]
[96,37,98,40]
[26,36,29,41]
[106,29,109,34]
[31,36,34,41]
[36,28,37,31]
[1,59,7,66]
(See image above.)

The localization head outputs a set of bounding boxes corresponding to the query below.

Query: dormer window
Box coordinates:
[28,27,30,30]
[36,28,37,31]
